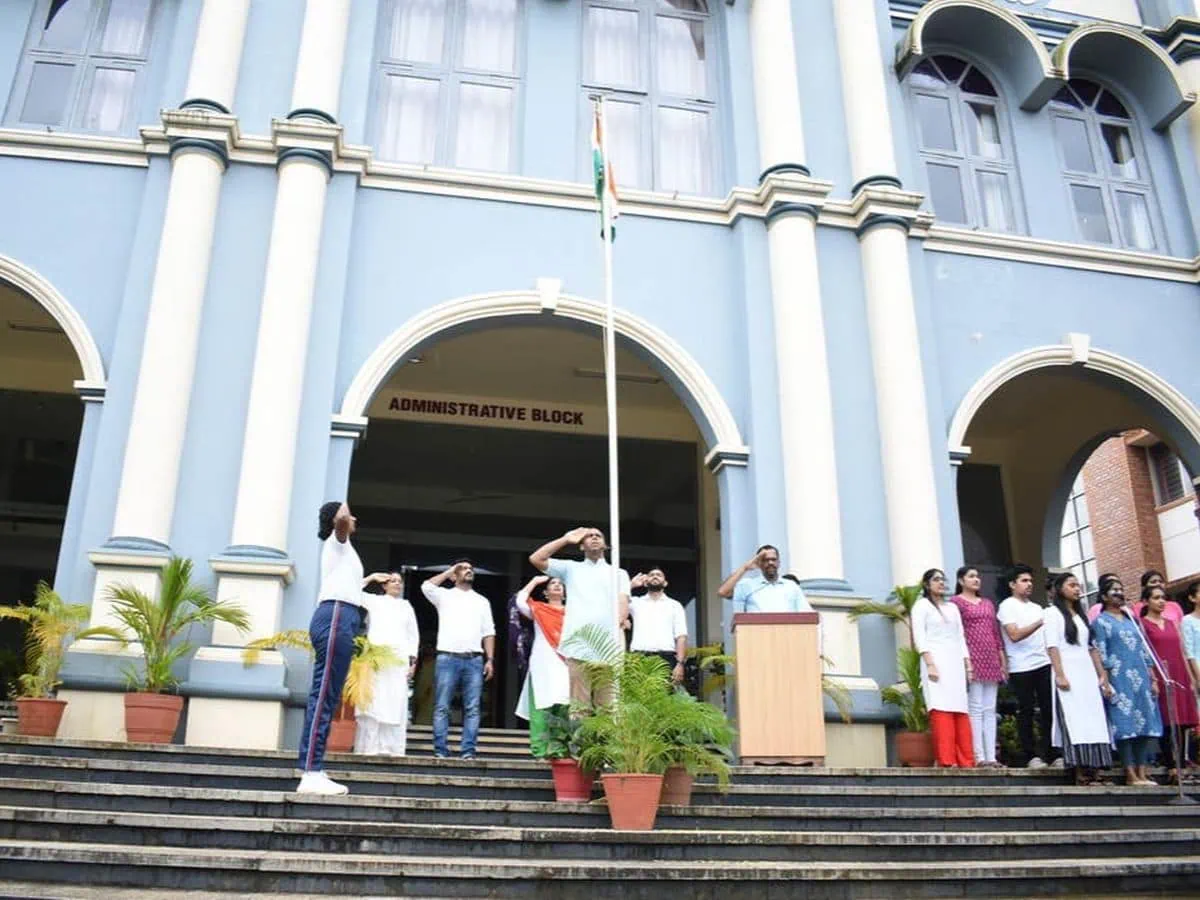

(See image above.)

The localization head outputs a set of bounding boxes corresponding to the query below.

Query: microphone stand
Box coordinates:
[1126,606,1196,806]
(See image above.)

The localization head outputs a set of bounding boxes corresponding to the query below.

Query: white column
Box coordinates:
[833,0,943,584]
[290,0,353,117]
[184,0,251,110]
[747,0,845,585]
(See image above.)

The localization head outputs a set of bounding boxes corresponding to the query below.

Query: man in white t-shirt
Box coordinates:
[420,560,496,759]
[995,563,1055,768]
[529,526,630,712]
[629,568,689,685]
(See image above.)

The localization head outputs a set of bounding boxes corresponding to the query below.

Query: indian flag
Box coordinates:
[591,102,619,240]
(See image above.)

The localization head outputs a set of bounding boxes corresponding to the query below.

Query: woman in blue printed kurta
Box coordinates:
[1089,575,1162,786]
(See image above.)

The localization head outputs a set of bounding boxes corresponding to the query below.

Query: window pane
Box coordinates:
[378,74,440,164]
[586,7,639,88]
[1095,89,1129,120]
[389,0,447,65]
[1101,123,1138,179]
[656,16,706,97]
[909,59,943,90]
[659,0,707,10]
[454,82,512,171]
[460,0,518,73]
[39,0,91,51]
[976,171,1014,232]
[915,94,956,151]
[967,102,1003,160]
[925,162,966,223]
[82,66,134,131]
[604,99,642,189]
[1069,79,1100,107]
[1070,184,1111,243]
[959,66,996,97]
[101,0,152,55]
[20,61,75,125]
[1074,495,1089,527]
[1060,537,1078,567]
[1079,525,1094,560]
[1083,560,1099,594]
[933,56,967,83]
[1054,117,1095,172]
[656,106,710,195]
[1116,192,1155,251]
[1052,85,1083,109]
[1061,498,1077,535]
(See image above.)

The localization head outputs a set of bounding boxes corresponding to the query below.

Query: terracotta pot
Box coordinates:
[327,703,356,754]
[601,773,663,831]
[549,758,595,802]
[16,698,67,738]
[895,729,935,768]
[124,693,183,744]
[660,765,694,806]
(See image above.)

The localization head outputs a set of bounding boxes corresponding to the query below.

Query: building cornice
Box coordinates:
[1,115,1196,284]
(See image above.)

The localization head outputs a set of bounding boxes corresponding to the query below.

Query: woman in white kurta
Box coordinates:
[355,573,420,756]
[1046,572,1113,784]
[514,574,571,757]
[913,568,975,767]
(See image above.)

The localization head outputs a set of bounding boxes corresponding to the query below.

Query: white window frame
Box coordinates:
[373,0,525,172]
[1049,80,1163,252]
[4,0,158,135]
[906,54,1024,234]
[580,0,720,196]
[1059,475,1099,605]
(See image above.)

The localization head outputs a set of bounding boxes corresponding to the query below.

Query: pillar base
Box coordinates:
[88,544,169,631]
[56,689,128,742]
[186,697,285,750]
[210,549,294,645]
[826,722,887,767]
[182,646,291,749]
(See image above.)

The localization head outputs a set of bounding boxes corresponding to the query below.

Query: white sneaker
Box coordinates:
[1027,757,1048,769]
[295,771,349,795]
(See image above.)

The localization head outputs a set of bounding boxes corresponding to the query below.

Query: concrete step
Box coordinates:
[1,840,1198,898]
[4,777,1198,832]
[2,805,1196,864]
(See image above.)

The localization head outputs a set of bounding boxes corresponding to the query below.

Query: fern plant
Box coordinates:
[880,646,930,733]
[242,631,402,710]
[106,557,249,693]
[0,583,126,698]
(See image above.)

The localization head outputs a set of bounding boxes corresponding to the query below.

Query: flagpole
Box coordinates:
[596,97,622,650]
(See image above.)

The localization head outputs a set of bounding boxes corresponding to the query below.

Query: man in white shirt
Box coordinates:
[996,563,1055,769]
[529,526,630,712]
[629,568,688,685]
[719,545,813,614]
[420,560,496,759]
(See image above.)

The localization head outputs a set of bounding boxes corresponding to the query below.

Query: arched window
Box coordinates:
[581,0,718,196]
[908,55,1020,233]
[1050,79,1159,251]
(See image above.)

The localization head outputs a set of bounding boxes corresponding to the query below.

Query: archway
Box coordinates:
[339,297,738,729]
[0,257,104,698]
[950,341,1200,599]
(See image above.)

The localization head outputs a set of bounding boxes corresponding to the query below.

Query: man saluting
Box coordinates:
[719,544,813,614]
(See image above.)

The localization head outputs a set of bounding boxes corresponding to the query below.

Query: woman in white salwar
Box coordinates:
[514,574,570,757]
[913,569,975,768]
[355,572,419,756]
[1045,572,1113,784]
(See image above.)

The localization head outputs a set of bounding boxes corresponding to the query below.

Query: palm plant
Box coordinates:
[880,645,929,732]
[847,583,923,643]
[106,557,249,693]
[242,631,401,710]
[821,654,854,724]
[0,583,126,698]
[657,685,735,787]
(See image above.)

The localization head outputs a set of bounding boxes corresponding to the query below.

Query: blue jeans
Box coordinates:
[298,600,363,773]
[433,653,483,757]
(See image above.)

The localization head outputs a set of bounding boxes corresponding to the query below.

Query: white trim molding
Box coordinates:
[0,253,107,393]
[336,289,749,461]
[948,343,1200,458]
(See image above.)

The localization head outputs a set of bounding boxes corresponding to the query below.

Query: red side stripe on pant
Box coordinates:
[304,601,341,772]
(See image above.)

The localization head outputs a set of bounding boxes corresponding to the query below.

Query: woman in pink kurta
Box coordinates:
[951,566,1008,766]
[1139,586,1199,782]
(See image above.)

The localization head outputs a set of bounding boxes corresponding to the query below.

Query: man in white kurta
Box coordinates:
[355,573,419,756]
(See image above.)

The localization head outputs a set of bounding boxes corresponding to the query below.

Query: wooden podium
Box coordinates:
[732,612,825,765]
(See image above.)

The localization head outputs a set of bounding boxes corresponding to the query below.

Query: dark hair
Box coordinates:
[954,565,978,595]
[1140,584,1165,615]
[1188,581,1200,600]
[1141,570,1165,589]
[317,501,341,541]
[920,568,944,599]
[1097,573,1122,606]
[1050,571,1084,645]
[453,557,473,568]
[756,544,779,557]
[1002,563,1034,598]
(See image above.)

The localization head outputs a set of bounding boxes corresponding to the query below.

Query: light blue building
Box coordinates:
[0,0,1198,762]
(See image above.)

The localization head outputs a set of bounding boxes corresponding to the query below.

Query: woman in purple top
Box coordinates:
[951,565,1008,767]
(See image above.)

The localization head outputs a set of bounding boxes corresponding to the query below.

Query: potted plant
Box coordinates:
[243,631,402,753]
[564,625,673,830]
[542,708,595,802]
[0,583,125,737]
[107,557,249,744]
[659,646,736,806]
[849,583,933,766]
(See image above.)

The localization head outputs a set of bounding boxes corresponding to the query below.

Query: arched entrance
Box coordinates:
[0,255,105,696]
[337,292,743,728]
[950,340,1200,598]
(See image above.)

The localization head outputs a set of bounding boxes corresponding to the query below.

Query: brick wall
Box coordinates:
[1080,434,1165,592]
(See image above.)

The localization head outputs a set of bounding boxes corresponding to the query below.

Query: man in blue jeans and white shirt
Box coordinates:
[420,560,496,759]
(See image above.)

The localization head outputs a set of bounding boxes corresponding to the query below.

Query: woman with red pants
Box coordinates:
[913,568,974,767]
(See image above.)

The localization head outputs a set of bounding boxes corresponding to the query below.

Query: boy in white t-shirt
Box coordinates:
[995,564,1056,768]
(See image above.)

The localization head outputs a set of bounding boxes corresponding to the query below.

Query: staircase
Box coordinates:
[0,730,1197,898]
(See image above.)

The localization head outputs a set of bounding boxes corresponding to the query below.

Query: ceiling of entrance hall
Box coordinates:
[0,282,78,392]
